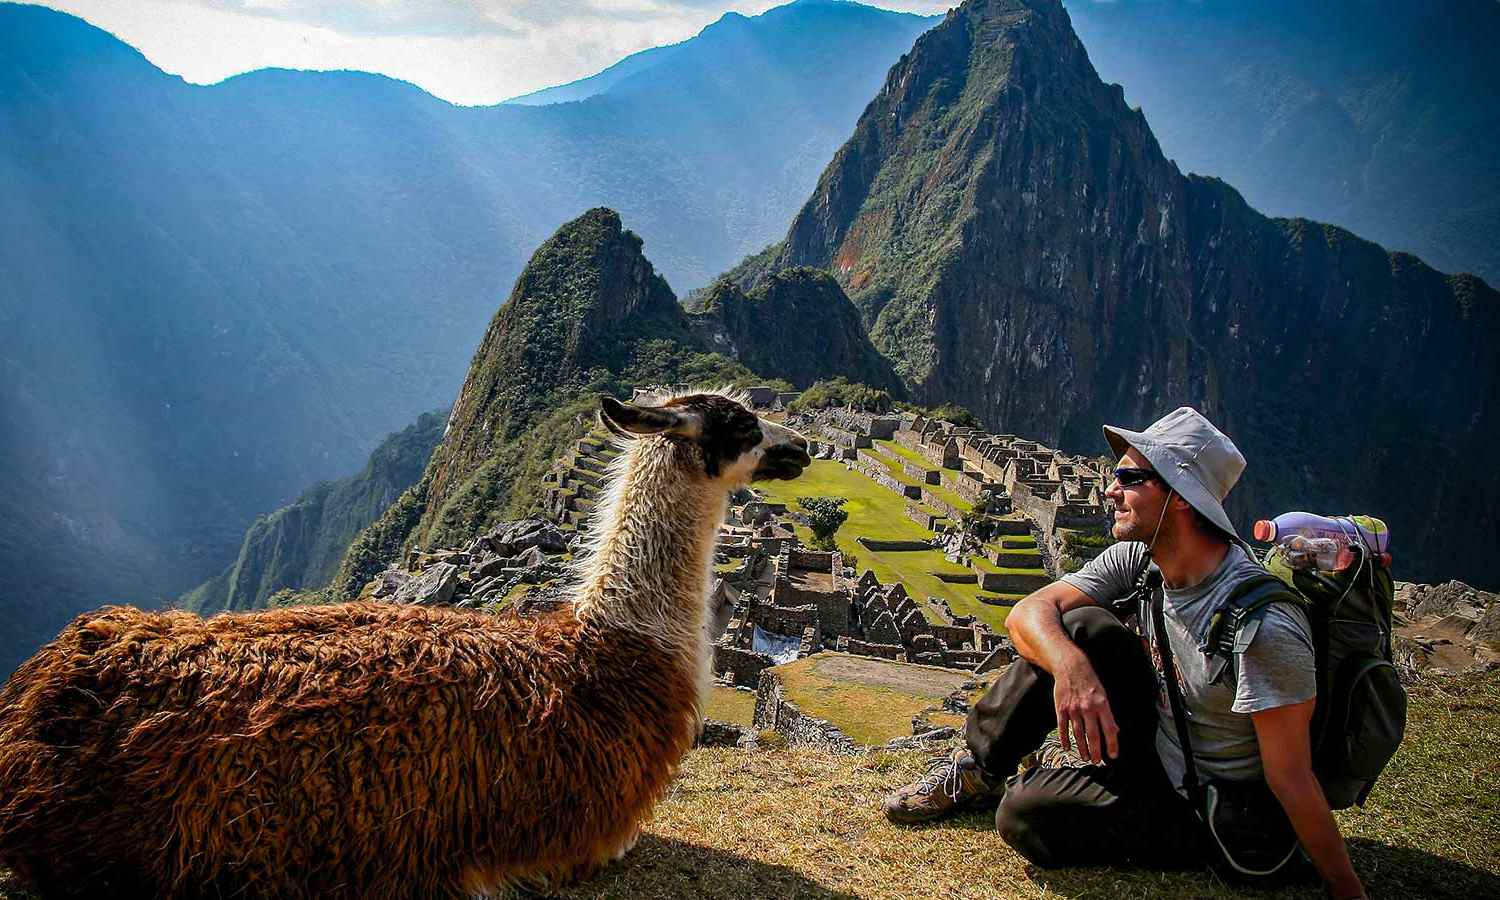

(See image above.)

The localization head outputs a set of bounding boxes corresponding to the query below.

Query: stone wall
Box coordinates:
[714,644,774,687]
[976,568,1052,594]
[753,602,819,638]
[920,488,963,520]
[850,459,922,499]
[904,505,945,530]
[902,459,942,484]
[752,670,858,753]
[840,637,906,660]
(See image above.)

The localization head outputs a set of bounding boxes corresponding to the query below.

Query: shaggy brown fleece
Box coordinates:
[0,602,699,899]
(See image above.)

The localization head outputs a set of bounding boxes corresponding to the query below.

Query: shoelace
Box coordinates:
[915,751,968,802]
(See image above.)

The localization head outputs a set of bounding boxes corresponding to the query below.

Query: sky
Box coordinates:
[28,0,957,106]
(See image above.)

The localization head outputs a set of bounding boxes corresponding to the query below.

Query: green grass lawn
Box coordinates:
[860,448,923,488]
[704,686,757,726]
[771,655,990,746]
[755,461,1010,632]
[874,438,935,470]
[876,441,978,513]
[970,555,1047,577]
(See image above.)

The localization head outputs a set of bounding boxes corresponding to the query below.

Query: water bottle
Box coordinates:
[1252,511,1392,570]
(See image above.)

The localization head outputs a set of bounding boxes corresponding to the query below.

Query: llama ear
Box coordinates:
[599,396,696,437]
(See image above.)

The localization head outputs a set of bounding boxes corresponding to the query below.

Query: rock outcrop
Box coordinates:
[690,268,904,394]
[181,412,446,613]
[737,0,1500,587]
[1394,580,1500,676]
[362,518,574,609]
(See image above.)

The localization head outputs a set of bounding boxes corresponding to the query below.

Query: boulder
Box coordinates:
[1406,580,1489,621]
[696,719,753,748]
[1472,603,1500,646]
[483,518,568,557]
[392,562,459,606]
[369,567,411,600]
[515,545,547,569]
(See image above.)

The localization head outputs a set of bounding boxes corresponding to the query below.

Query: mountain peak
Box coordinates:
[740,0,1500,584]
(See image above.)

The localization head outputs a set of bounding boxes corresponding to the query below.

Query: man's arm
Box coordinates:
[1252,701,1365,900]
[1008,581,1119,764]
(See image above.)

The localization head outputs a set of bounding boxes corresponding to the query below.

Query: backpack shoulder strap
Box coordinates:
[1145,572,1204,809]
[1200,573,1306,659]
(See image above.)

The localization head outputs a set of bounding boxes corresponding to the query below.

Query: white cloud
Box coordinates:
[28,0,954,105]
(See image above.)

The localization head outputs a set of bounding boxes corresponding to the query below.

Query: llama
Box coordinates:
[0,389,810,900]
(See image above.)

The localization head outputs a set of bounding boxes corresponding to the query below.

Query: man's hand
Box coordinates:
[1008,581,1119,764]
[1053,655,1119,764]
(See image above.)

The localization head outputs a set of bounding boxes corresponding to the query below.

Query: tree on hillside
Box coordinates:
[797,496,849,551]
[926,403,979,428]
[787,377,892,413]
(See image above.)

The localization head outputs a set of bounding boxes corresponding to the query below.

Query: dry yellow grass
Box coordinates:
[703,685,757,726]
[560,673,1499,899]
[3,672,1496,899]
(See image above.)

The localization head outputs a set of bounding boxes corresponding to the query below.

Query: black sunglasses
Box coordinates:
[1112,467,1161,487]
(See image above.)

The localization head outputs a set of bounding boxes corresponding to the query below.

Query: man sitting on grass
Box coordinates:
[882,408,1366,900]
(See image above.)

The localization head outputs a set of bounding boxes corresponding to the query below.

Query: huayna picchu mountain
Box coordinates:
[333,209,888,595]
[735,0,1499,587]
[180,411,446,615]
[692,268,904,396]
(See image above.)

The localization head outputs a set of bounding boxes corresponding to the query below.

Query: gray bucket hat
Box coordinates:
[1104,407,1245,540]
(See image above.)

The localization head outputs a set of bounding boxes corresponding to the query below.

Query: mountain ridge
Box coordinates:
[735,0,1499,586]
[0,0,936,675]
[181,411,447,615]
[334,207,892,592]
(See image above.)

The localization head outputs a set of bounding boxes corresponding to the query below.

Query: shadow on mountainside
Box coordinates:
[562,835,859,899]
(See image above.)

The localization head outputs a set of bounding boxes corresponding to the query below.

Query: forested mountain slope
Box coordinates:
[741,0,1499,586]
[0,0,933,675]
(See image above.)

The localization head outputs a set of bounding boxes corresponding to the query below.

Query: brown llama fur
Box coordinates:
[0,390,810,899]
[0,602,694,899]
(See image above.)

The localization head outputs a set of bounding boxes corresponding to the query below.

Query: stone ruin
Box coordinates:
[790,405,1116,577]
[712,545,1014,689]
[360,517,573,611]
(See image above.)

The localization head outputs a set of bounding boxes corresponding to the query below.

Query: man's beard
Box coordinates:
[1113,505,1166,543]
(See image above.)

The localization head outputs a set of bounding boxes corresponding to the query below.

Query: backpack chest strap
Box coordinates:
[1200,573,1305,660]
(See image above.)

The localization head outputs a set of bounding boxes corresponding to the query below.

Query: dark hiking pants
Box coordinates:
[964,606,1210,868]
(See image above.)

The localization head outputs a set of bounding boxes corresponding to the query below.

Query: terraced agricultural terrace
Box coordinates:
[533,390,1118,752]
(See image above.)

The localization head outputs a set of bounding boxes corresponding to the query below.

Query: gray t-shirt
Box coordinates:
[1061,541,1315,790]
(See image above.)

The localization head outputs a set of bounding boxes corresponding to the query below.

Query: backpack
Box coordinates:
[1200,541,1408,809]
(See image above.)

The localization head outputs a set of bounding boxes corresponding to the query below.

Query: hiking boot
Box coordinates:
[1019,735,1089,771]
[883,747,1005,825]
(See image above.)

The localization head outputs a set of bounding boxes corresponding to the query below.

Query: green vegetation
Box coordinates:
[694,271,903,394]
[183,411,447,613]
[703,687,757,726]
[786,377,894,413]
[970,556,1046,577]
[921,402,980,428]
[872,439,930,469]
[772,655,988,746]
[797,497,849,551]
[754,461,1011,632]
[1060,528,1114,549]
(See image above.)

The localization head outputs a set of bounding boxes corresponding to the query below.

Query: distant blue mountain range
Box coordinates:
[1066,0,1500,286]
[0,0,938,676]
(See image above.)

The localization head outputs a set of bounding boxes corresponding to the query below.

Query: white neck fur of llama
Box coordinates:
[570,388,787,714]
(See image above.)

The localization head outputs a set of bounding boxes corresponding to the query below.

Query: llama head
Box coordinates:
[598,391,810,487]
